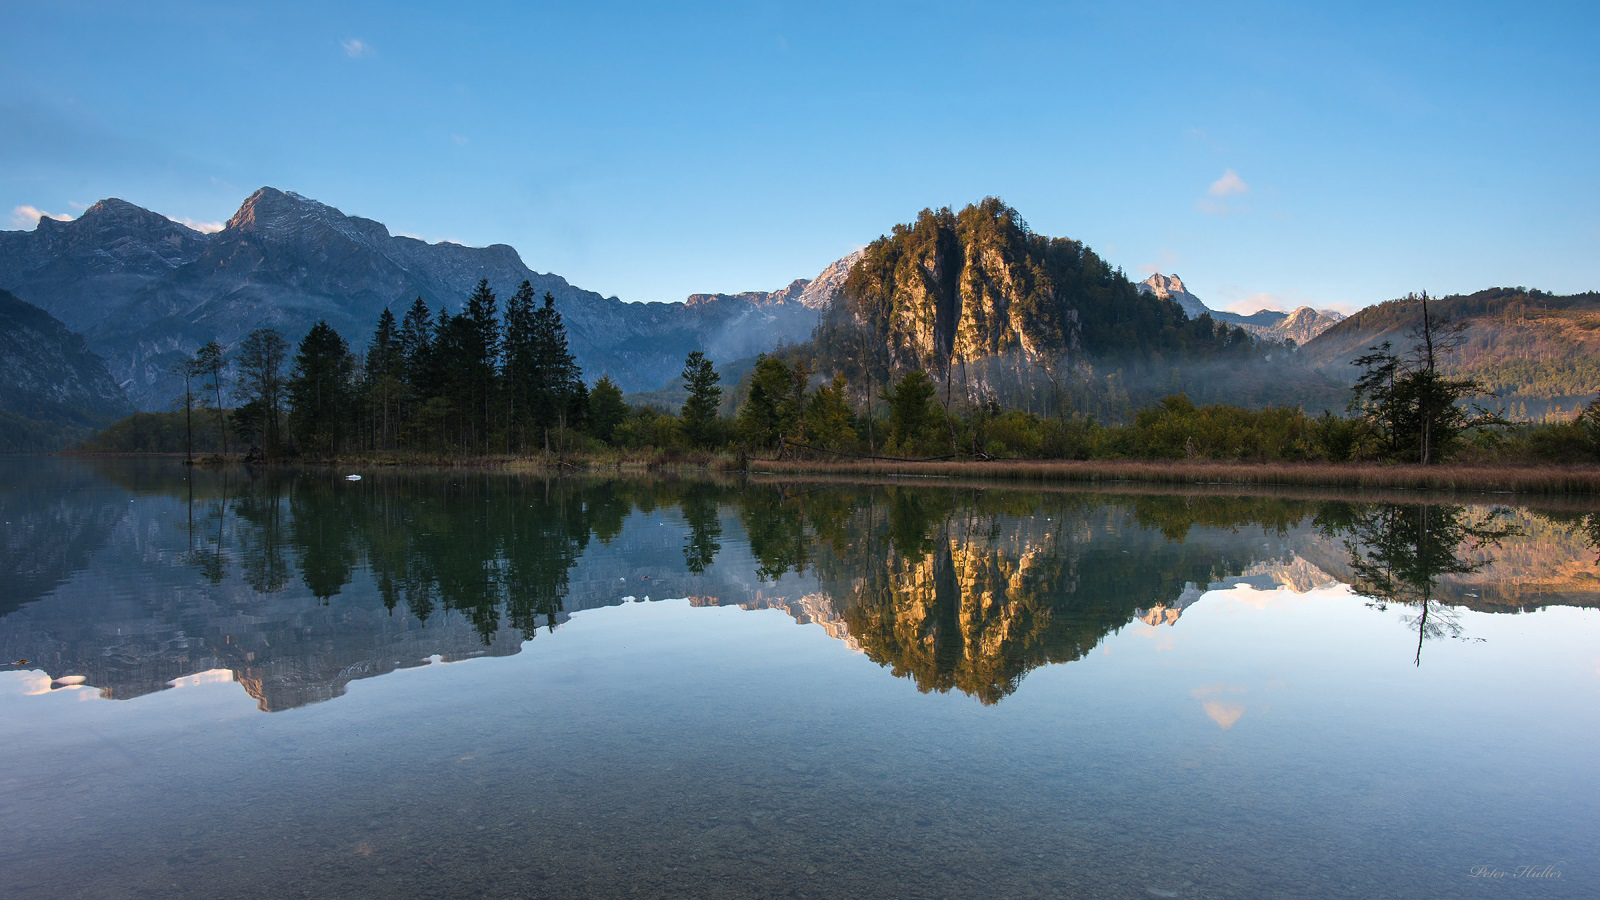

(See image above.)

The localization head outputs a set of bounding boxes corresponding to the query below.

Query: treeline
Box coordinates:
[81,280,1600,467]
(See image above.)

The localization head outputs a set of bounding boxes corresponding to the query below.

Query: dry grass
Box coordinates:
[746,458,1600,496]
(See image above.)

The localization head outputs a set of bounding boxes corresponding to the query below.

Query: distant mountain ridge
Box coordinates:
[0,188,843,408]
[1136,273,1344,345]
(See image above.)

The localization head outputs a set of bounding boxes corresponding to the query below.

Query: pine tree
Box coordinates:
[680,351,722,448]
[586,376,628,444]
[502,281,538,449]
[463,279,501,451]
[528,291,582,449]
[365,308,402,450]
[737,355,797,453]
[287,321,355,456]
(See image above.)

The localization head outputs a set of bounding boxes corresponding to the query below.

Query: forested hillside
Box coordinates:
[1303,287,1600,420]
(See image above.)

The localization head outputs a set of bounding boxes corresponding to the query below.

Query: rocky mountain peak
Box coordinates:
[795,248,864,310]
[1139,272,1188,298]
[56,197,203,238]
[1137,272,1208,319]
[226,187,355,234]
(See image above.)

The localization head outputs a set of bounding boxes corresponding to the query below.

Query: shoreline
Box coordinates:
[56,450,1600,496]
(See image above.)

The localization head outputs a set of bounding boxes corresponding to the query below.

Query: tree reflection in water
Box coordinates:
[32,459,1593,708]
[1327,502,1519,665]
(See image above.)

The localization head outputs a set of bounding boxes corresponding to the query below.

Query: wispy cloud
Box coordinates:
[1197,169,1250,215]
[170,216,225,234]
[341,38,372,58]
[1208,169,1249,197]
[9,205,72,229]
[450,133,469,146]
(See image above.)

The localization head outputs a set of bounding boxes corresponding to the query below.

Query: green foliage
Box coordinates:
[737,355,800,451]
[885,370,946,456]
[1580,399,1600,457]
[1348,312,1499,465]
[586,376,628,444]
[804,374,857,453]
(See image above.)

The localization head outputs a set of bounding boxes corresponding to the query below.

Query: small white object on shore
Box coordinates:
[345,474,362,481]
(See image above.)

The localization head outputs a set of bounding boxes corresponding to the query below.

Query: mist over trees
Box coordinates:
[76,220,1596,468]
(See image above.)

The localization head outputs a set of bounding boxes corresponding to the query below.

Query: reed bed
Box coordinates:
[746,458,1600,496]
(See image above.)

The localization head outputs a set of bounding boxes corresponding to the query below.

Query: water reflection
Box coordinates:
[3,459,1597,711]
[1325,503,1519,665]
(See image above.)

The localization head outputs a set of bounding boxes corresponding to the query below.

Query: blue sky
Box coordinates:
[3,0,1596,313]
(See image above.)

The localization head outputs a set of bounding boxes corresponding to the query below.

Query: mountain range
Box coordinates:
[1135,273,1345,345]
[3,187,1593,434]
[0,188,847,410]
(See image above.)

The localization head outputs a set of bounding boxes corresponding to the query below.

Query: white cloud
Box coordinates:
[169,216,225,234]
[341,38,372,58]
[10,205,72,229]
[451,133,469,146]
[1197,169,1251,215]
[1208,168,1249,197]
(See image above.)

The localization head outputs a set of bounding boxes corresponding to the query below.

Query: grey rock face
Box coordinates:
[0,288,130,450]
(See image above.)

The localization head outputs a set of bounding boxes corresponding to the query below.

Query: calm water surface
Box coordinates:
[2,459,1597,898]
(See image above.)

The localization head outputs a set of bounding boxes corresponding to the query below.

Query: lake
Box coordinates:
[2,458,1597,898]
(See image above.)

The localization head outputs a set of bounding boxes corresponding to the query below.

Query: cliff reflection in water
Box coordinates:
[3,460,1598,710]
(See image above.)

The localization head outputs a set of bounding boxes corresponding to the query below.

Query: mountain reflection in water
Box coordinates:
[3,459,1598,711]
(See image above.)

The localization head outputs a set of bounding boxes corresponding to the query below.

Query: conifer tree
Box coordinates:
[462,279,501,450]
[502,281,538,449]
[680,351,722,448]
[287,321,354,456]
[587,376,628,445]
[365,308,402,450]
[528,291,582,448]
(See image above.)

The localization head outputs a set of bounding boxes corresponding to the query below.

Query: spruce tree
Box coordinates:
[365,308,402,450]
[502,281,538,449]
[680,351,722,448]
[529,291,582,448]
[287,321,354,456]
